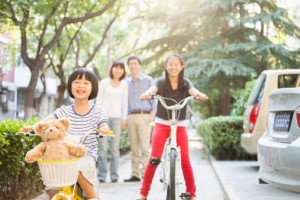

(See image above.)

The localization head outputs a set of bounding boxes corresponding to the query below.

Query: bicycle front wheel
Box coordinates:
[52,194,71,200]
[167,148,176,200]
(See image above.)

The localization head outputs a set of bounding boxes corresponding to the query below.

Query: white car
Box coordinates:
[241,69,300,155]
[258,87,300,193]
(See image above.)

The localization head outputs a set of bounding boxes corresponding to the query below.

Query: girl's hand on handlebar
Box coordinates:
[18,125,33,133]
[98,123,111,135]
[17,125,35,136]
[139,92,152,101]
[195,93,208,101]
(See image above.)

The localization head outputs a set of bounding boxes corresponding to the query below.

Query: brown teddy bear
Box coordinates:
[25,118,87,163]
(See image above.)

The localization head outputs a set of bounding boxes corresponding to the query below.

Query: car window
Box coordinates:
[247,73,266,106]
[278,74,299,88]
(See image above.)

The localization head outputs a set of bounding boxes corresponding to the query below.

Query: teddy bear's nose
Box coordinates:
[49,129,53,132]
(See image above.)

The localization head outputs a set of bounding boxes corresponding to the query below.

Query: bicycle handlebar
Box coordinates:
[17,129,114,143]
[17,129,36,136]
[150,95,196,110]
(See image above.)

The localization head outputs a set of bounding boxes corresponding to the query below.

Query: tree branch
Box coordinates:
[37,1,62,57]
[40,0,117,59]
[19,6,35,69]
[82,17,116,67]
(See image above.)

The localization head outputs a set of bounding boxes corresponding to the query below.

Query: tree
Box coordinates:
[0,0,117,119]
[47,16,116,108]
[138,0,300,116]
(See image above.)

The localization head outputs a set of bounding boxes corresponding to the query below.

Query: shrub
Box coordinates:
[0,118,43,200]
[196,116,256,160]
[231,79,255,116]
[119,129,130,154]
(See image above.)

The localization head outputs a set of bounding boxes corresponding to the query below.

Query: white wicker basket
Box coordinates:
[37,158,80,187]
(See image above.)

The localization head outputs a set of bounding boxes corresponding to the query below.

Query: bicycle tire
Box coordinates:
[167,148,176,200]
[52,194,69,200]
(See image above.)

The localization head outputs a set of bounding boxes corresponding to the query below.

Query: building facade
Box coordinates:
[0,35,58,121]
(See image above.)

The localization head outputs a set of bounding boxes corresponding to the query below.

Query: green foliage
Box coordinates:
[231,79,256,116]
[119,129,130,154]
[0,118,43,200]
[196,116,256,160]
[140,0,300,116]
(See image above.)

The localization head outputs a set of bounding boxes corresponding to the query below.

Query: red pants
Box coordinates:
[140,123,196,197]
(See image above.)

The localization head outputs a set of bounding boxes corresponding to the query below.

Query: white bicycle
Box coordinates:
[149,95,197,200]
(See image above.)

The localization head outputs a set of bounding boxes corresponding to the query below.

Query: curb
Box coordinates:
[208,156,239,200]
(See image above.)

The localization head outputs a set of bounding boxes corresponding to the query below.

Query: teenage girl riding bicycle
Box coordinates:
[25,68,110,200]
[139,54,208,200]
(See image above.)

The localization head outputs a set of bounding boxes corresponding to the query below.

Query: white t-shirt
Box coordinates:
[96,78,128,120]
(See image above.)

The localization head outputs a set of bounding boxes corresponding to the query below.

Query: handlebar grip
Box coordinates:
[148,94,156,100]
[97,130,115,137]
[17,130,35,136]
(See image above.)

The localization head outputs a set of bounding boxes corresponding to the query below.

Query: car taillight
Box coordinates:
[296,111,300,128]
[249,103,261,134]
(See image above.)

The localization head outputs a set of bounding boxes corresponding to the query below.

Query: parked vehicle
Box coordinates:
[258,87,300,193]
[241,69,300,155]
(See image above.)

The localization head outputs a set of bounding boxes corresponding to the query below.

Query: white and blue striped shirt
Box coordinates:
[53,104,108,160]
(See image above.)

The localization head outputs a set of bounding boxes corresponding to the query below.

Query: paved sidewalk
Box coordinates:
[211,159,300,200]
[33,128,225,200]
[96,131,225,200]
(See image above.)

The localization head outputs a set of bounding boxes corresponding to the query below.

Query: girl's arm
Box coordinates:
[189,88,208,101]
[139,86,158,100]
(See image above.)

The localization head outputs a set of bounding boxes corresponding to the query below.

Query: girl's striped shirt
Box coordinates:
[53,104,108,160]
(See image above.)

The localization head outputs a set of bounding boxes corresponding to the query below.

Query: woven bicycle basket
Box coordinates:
[37,158,80,187]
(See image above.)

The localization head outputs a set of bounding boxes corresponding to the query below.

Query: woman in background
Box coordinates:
[96,61,128,183]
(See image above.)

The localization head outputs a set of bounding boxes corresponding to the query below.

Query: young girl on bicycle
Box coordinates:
[139,54,208,200]
[34,68,110,200]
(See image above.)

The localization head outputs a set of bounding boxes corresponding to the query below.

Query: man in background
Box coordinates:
[124,55,157,182]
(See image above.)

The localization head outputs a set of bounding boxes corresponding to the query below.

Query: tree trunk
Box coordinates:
[219,88,231,116]
[56,82,67,108]
[24,66,40,120]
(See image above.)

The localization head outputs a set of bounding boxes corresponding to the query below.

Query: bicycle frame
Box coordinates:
[151,95,195,200]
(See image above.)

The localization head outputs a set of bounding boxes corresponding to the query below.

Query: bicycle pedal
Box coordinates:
[179,192,191,199]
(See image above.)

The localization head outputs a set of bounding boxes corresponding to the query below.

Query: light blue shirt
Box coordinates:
[125,73,157,113]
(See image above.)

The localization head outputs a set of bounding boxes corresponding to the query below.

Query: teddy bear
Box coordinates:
[25,118,87,163]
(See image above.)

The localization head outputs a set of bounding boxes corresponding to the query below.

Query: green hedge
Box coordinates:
[196,116,256,160]
[0,118,43,200]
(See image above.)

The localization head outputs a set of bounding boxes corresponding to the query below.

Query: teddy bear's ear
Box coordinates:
[34,122,47,136]
[59,118,71,131]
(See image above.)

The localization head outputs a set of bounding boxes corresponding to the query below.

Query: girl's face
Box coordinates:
[71,74,92,101]
[112,65,125,80]
[165,57,184,78]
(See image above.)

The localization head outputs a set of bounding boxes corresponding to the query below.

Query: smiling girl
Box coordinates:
[139,54,208,200]
[41,68,110,200]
